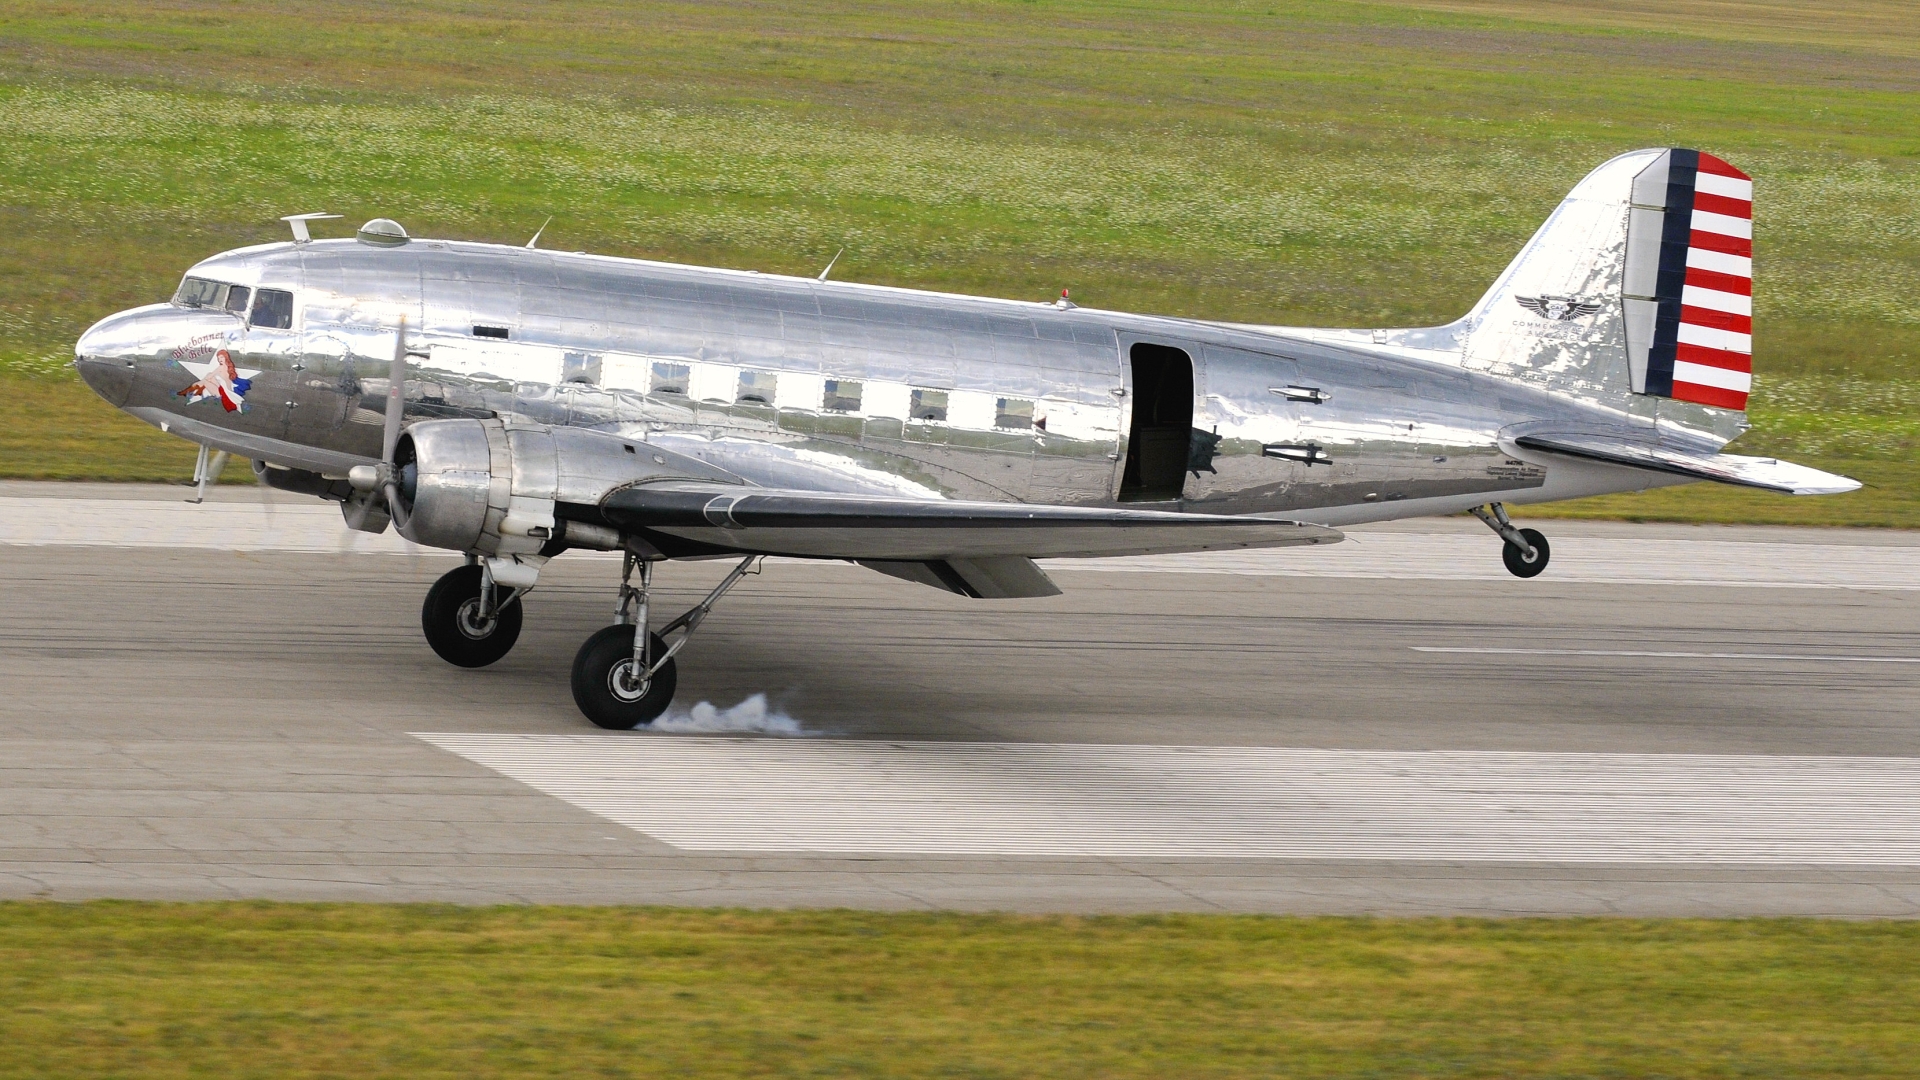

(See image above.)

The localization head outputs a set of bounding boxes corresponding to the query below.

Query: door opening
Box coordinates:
[1119,343,1194,501]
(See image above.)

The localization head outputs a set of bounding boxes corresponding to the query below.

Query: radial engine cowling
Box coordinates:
[390,418,732,556]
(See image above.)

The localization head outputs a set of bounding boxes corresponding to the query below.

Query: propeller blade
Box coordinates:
[251,458,276,522]
[377,316,414,532]
[382,316,407,465]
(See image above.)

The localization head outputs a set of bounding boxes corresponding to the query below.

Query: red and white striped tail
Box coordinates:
[1623,150,1753,411]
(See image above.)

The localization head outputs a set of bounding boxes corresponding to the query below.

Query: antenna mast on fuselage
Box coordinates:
[279,213,342,244]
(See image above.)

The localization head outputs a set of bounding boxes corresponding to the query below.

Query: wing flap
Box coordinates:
[1513,432,1860,495]
[599,484,1343,560]
[858,557,1064,599]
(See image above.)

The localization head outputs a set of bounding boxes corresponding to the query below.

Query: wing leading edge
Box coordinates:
[597,484,1344,562]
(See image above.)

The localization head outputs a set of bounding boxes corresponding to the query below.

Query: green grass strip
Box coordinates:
[3,901,1919,1078]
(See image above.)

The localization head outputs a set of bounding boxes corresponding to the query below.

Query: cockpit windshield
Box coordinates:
[173,276,228,308]
[172,277,292,329]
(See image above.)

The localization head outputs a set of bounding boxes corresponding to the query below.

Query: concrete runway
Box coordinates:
[3,483,1918,914]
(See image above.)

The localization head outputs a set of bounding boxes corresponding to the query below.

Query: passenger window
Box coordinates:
[994,397,1034,430]
[822,379,862,413]
[561,352,602,385]
[173,277,225,308]
[250,288,294,330]
[651,362,689,395]
[909,388,948,422]
[224,286,251,314]
[737,370,777,405]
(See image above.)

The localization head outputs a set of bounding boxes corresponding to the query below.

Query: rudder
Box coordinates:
[1624,149,1752,410]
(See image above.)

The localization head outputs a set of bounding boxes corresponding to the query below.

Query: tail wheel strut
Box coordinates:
[1471,503,1551,579]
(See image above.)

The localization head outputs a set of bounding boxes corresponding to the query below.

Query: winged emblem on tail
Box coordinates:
[1516,295,1602,321]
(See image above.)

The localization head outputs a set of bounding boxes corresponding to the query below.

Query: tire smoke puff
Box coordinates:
[651,693,805,735]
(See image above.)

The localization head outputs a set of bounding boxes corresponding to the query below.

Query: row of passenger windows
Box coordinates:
[172,280,1037,429]
[645,361,1037,429]
[171,277,294,330]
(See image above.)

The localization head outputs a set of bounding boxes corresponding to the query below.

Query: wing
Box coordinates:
[1515,296,1547,316]
[1571,301,1603,317]
[123,406,377,475]
[1512,432,1860,495]
[596,483,1344,561]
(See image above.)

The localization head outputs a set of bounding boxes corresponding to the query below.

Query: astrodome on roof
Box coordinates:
[357,218,409,246]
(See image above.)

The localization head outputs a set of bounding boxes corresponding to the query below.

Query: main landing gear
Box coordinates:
[570,553,763,730]
[1471,502,1551,579]
[421,561,526,667]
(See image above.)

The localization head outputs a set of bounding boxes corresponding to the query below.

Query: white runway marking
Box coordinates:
[413,735,1920,864]
[7,494,1919,589]
[0,496,428,555]
[1414,647,1920,664]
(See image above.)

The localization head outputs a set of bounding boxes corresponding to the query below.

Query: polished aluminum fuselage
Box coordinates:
[76,237,1679,528]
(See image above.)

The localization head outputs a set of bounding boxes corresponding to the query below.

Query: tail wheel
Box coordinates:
[1502,528,1551,578]
[422,564,523,667]
[571,626,677,730]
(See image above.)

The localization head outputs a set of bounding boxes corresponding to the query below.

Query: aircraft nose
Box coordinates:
[74,308,151,407]
[75,307,146,361]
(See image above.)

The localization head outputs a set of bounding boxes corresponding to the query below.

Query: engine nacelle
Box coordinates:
[391,418,735,555]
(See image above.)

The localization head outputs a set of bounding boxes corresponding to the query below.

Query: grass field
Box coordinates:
[0,0,1914,524]
[2,902,1917,1078]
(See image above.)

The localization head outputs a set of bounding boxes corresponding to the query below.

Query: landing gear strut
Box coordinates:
[570,554,762,730]
[1471,502,1550,579]
[422,561,525,667]
[187,443,229,504]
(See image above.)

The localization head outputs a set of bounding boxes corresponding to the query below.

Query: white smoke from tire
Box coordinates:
[651,693,806,736]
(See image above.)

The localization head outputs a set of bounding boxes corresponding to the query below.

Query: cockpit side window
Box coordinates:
[174,277,227,308]
[250,288,294,330]
[224,286,252,314]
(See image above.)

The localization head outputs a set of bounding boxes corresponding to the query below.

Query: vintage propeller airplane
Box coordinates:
[74,148,1857,728]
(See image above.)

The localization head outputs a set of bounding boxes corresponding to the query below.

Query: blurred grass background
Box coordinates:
[4,901,1919,1078]
[0,0,1913,523]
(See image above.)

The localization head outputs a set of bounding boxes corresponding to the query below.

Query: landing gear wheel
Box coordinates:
[1502,528,1550,578]
[571,626,677,730]
[422,564,523,668]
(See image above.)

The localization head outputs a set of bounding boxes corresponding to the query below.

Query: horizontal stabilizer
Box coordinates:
[599,484,1343,560]
[1513,432,1860,495]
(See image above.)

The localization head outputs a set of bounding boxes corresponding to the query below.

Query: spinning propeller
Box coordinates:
[379,317,413,529]
[345,316,416,532]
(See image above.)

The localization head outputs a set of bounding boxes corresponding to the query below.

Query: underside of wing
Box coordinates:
[856,556,1066,599]
[594,483,1344,562]
[1513,432,1860,496]
[125,406,377,476]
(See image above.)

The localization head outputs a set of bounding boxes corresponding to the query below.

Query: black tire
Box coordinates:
[571,626,677,730]
[421,564,524,668]
[1502,527,1550,578]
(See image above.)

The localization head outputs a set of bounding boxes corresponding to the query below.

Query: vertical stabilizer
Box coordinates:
[1449,147,1752,442]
